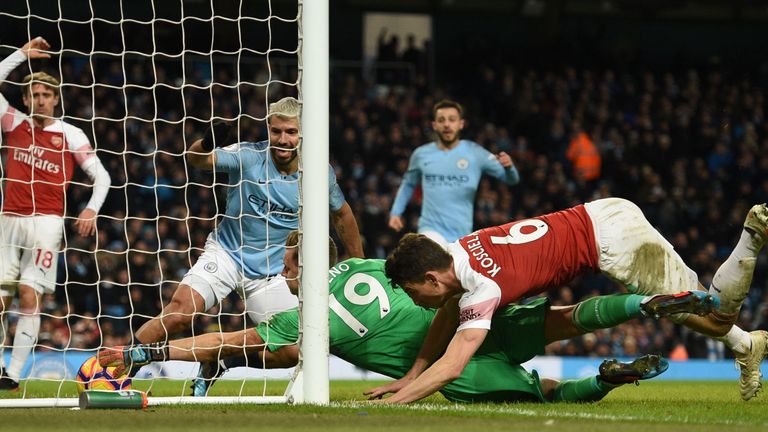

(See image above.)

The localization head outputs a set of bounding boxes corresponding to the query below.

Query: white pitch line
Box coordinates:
[334,401,760,427]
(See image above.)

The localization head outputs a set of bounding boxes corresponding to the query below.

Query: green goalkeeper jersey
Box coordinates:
[255,258,549,402]
[256,258,435,378]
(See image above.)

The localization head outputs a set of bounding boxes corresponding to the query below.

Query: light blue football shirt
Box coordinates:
[390,140,520,243]
[213,140,345,278]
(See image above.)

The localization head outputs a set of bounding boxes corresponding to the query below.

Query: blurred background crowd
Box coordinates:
[1,0,768,363]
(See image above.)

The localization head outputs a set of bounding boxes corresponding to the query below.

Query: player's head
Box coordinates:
[385,233,454,308]
[21,72,60,120]
[268,97,301,169]
[282,230,338,295]
[431,99,464,146]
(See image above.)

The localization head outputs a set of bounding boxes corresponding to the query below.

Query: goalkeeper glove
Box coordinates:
[200,120,234,151]
[124,342,169,367]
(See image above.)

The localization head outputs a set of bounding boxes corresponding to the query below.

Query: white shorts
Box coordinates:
[180,236,298,324]
[0,214,63,295]
[584,198,700,296]
[420,229,449,249]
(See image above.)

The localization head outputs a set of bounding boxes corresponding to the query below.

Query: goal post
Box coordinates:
[295,0,331,405]
[0,0,330,407]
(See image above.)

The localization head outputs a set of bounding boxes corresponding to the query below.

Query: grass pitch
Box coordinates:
[1,380,767,431]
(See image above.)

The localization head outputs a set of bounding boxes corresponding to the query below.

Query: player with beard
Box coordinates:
[388,99,520,247]
[131,97,363,358]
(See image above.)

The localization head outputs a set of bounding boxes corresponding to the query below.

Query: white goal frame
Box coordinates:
[289,0,330,406]
[0,0,329,408]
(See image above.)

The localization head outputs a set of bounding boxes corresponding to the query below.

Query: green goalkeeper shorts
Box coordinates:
[441,357,547,403]
[440,297,550,403]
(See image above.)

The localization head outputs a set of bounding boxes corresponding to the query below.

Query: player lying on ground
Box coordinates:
[373,198,768,403]
[99,232,716,403]
[0,37,111,391]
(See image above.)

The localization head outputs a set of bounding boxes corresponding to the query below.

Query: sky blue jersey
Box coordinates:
[213,140,345,278]
[390,140,520,242]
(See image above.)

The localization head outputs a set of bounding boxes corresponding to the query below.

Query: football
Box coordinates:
[75,355,132,394]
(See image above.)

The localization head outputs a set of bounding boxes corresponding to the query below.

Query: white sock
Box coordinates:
[709,231,760,314]
[717,325,751,356]
[6,313,40,381]
[733,229,764,258]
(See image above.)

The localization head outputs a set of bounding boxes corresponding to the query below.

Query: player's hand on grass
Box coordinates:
[21,37,51,59]
[363,376,412,400]
[74,208,97,237]
[366,397,392,404]
[388,215,404,232]
[201,120,234,151]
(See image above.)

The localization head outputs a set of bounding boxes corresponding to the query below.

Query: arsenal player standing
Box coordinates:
[0,37,111,390]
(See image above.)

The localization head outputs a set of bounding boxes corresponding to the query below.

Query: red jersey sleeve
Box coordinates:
[449,243,502,332]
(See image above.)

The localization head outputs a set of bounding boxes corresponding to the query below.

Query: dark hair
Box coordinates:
[432,99,464,120]
[385,233,452,288]
[285,230,338,266]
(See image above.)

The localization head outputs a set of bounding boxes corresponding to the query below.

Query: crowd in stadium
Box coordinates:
[2,38,768,363]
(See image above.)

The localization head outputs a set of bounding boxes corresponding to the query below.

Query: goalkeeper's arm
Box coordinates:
[98,343,168,369]
[99,328,283,369]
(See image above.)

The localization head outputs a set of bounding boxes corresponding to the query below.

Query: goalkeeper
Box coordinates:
[100,231,715,403]
[131,97,363,353]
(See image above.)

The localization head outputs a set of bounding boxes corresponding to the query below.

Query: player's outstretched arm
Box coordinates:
[168,328,266,363]
[331,202,364,258]
[99,328,271,375]
[378,327,488,404]
[98,343,168,376]
[365,298,459,399]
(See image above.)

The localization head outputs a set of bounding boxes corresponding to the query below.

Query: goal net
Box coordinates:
[0,0,329,407]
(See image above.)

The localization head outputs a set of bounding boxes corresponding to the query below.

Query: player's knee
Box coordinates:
[17,286,41,312]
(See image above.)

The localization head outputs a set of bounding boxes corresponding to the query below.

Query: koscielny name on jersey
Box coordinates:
[12,147,61,174]
[464,233,501,277]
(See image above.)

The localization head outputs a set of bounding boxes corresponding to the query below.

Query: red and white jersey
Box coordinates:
[1,106,95,216]
[451,205,600,331]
